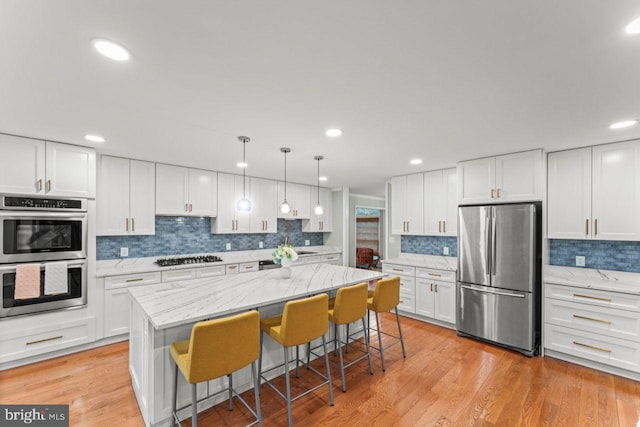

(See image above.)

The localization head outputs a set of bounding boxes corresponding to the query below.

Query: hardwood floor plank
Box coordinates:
[1,316,639,426]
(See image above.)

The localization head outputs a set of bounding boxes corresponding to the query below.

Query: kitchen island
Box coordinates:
[128,263,385,427]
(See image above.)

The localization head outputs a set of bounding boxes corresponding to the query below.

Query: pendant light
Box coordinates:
[280,147,291,214]
[314,155,324,215]
[236,136,252,212]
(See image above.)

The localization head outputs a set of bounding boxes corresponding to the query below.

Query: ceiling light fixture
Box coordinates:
[625,17,640,34]
[236,136,252,212]
[325,129,342,137]
[319,176,328,182]
[314,155,324,216]
[84,134,105,143]
[410,158,423,165]
[609,120,638,129]
[92,38,131,61]
[280,147,291,214]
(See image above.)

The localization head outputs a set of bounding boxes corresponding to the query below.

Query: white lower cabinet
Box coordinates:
[415,268,456,324]
[382,264,416,314]
[544,282,640,376]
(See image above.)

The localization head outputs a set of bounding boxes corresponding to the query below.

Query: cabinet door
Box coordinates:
[155,164,188,215]
[457,157,495,205]
[0,134,45,194]
[423,170,443,235]
[495,150,542,202]
[188,169,217,216]
[405,173,424,234]
[442,168,458,236]
[105,288,131,337]
[592,141,640,241]
[250,177,277,233]
[129,160,156,235]
[213,173,237,233]
[292,184,311,218]
[415,279,435,318]
[433,280,456,323]
[547,149,592,239]
[319,187,332,232]
[391,175,407,234]
[234,175,251,233]
[45,141,96,198]
[98,156,130,236]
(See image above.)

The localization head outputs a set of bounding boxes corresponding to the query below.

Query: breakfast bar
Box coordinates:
[127,263,385,427]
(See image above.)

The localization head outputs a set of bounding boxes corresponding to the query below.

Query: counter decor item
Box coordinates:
[273,244,298,278]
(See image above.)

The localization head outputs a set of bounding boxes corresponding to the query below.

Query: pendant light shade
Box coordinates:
[314,155,324,216]
[236,136,252,212]
[280,147,292,214]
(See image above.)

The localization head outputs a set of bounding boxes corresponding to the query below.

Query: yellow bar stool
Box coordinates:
[258,294,334,427]
[169,310,262,427]
[367,276,407,371]
[322,282,374,392]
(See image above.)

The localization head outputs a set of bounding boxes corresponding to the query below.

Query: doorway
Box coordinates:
[354,207,385,271]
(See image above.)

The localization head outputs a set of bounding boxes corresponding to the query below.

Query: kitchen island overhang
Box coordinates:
[128,263,385,426]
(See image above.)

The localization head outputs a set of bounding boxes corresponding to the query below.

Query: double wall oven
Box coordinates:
[1,194,87,318]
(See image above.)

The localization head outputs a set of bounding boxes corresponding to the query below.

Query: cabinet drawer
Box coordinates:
[104,272,162,289]
[321,254,341,264]
[545,283,640,312]
[196,265,225,278]
[544,323,640,373]
[239,262,259,273]
[383,264,416,276]
[161,269,196,283]
[544,298,640,342]
[398,276,416,295]
[226,264,239,275]
[298,255,321,265]
[0,318,95,363]
[398,292,416,314]
[416,268,455,283]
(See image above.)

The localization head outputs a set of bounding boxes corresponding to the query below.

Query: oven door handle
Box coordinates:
[0,259,87,272]
[0,211,87,219]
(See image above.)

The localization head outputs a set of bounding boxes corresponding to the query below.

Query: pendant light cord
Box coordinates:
[316,157,320,204]
[284,150,287,200]
[242,140,246,197]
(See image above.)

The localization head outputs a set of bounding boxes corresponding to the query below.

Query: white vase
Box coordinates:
[280,266,292,278]
[281,258,293,268]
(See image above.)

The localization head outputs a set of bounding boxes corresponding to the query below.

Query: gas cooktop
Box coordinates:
[155,255,223,267]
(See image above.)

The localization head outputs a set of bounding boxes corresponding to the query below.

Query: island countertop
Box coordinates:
[128,263,385,330]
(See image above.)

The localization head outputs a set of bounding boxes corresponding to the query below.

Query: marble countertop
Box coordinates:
[381,253,457,271]
[96,245,342,277]
[128,263,385,330]
[544,265,640,295]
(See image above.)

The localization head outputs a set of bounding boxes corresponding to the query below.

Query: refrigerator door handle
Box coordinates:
[485,212,491,282]
[491,207,497,282]
[460,284,526,299]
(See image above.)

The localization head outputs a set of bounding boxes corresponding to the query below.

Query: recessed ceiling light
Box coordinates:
[325,129,342,137]
[85,134,105,143]
[410,159,423,165]
[319,176,328,182]
[625,17,640,34]
[236,162,248,168]
[609,120,638,130]
[92,38,131,61]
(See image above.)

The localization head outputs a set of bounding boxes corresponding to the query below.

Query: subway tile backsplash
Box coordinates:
[549,239,640,273]
[96,217,324,260]
[401,235,458,257]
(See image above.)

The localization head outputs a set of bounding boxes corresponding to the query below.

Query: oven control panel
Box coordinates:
[1,195,86,211]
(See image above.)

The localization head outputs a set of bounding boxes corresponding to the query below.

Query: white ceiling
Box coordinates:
[1,1,639,197]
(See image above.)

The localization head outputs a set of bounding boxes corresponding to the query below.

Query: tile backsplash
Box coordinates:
[401,235,458,257]
[96,218,324,260]
[549,239,640,273]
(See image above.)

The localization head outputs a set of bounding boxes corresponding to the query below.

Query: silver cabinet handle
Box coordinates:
[491,189,495,198]
[27,335,62,346]
[131,217,135,232]
[430,283,433,292]
[442,221,446,233]
[125,218,129,231]
[126,278,144,283]
[496,188,501,198]
[594,218,598,236]
[37,179,43,191]
[185,203,189,212]
[46,180,52,192]
[189,203,193,212]
[434,283,438,292]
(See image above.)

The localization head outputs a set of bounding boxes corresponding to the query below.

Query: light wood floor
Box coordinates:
[2,314,640,426]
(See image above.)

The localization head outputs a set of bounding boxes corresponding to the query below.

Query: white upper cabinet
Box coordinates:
[547,140,640,241]
[249,177,277,233]
[155,164,217,216]
[457,149,542,205]
[212,173,251,233]
[0,135,96,198]
[98,156,155,236]
[547,148,592,239]
[391,173,424,235]
[592,141,640,241]
[302,187,333,232]
[423,168,457,236]
[277,182,311,219]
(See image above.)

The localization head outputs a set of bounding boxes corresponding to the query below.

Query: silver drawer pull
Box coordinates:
[573,314,612,324]
[573,341,611,353]
[126,278,144,283]
[392,268,404,272]
[573,294,612,302]
[427,272,441,277]
[27,335,63,346]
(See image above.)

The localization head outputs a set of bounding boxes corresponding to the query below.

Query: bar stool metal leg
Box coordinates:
[395,308,406,358]
[228,374,233,411]
[251,361,262,427]
[362,317,374,374]
[258,330,264,386]
[295,346,300,378]
[191,383,198,427]
[321,335,335,405]
[336,325,346,392]
[283,347,293,427]
[170,364,178,427]
[374,311,386,371]
[345,324,350,353]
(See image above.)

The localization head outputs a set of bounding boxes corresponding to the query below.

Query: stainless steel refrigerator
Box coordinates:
[457,203,541,356]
